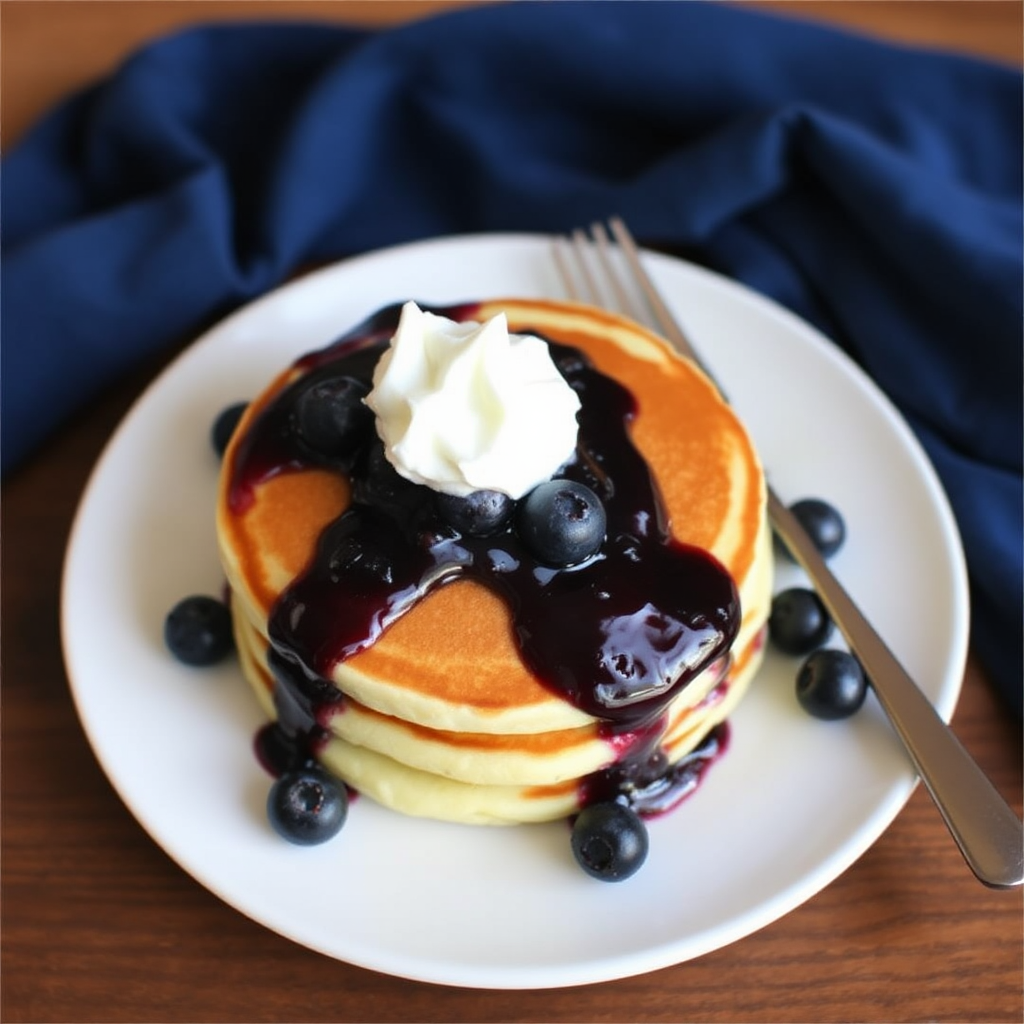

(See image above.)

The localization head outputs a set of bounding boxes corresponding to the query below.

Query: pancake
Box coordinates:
[217,298,772,825]
[234,603,766,825]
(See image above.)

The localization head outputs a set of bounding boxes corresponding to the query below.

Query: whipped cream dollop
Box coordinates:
[365,302,581,499]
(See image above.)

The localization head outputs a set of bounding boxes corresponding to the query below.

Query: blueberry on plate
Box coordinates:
[518,479,606,567]
[571,802,649,881]
[768,587,834,655]
[796,649,867,720]
[789,498,846,559]
[211,401,248,458]
[436,488,514,537]
[294,375,372,458]
[267,766,348,845]
[164,595,234,666]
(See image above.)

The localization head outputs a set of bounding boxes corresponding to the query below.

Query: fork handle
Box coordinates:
[768,490,1023,889]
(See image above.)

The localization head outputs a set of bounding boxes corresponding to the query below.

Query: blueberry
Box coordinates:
[551,348,591,381]
[294,375,372,458]
[518,479,606,566]
[164,595,234,666]
[328,535,393,584]
[796,649,867,720]
[355,441,417,507]
[789,498,846,559]
[436,489,514,537]
[267,766,348,846]
[571,802,649,881]
[211,401,248,458]
[768,587,834,655]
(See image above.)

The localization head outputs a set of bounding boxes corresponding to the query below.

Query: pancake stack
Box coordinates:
[217,298,772,825]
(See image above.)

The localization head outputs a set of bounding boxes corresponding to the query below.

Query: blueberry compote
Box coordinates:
[229,302,740,815]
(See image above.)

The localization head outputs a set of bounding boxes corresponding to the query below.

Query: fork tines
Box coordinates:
[554,217,723,395]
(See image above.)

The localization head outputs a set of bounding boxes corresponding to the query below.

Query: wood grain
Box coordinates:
[3,3,1021,1022]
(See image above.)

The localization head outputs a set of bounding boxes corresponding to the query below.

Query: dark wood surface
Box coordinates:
[3,3,1021,1021]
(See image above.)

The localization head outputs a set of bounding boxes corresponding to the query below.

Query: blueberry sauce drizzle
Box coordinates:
[230,303,740,811]
[582,721,730,818]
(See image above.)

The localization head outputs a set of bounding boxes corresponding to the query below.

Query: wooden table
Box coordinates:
[3,3,1021,1021]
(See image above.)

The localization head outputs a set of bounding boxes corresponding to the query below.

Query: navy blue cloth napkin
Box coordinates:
[3,2,1020,713]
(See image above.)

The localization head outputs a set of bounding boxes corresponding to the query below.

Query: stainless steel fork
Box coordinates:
[554,216,1023,890]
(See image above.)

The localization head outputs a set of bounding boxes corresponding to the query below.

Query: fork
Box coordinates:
[554,217,1023,890]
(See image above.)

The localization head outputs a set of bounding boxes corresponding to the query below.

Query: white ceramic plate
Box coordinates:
[62,234,968,989]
